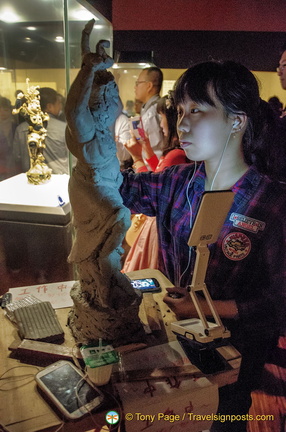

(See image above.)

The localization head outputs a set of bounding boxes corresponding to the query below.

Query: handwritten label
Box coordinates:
[9,281,76,309]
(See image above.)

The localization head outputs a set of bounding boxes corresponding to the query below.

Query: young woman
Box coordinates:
[120,61,285,431]
[124,93,188,172]
[122,93,189,272]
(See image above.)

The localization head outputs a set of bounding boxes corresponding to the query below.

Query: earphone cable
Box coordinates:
[178,161,197,287]
[210,126,234,191]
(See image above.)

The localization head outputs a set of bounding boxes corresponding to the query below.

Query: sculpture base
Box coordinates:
[68,281,145,347]
[26,164,52,185]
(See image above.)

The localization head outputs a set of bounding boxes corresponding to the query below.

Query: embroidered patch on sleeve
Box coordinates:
[230,213,265,234]
[222,232,251,261]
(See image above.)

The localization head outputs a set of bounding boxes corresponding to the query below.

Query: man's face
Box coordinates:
[277,51,286,90]
[134,70,150,103]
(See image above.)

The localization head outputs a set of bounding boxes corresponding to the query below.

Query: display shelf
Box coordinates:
[0,173,70,224]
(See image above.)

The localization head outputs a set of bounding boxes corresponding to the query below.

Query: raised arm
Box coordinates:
[65,19,114,146]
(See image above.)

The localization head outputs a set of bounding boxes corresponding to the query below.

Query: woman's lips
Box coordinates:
[180,141,192,149]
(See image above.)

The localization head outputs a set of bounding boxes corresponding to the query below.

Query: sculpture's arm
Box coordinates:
[65,19,114,144]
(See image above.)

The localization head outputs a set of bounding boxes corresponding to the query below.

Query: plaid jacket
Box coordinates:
[120,162,286,337]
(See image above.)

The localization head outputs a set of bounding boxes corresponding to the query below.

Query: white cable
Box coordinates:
[186,161,197,229]
[178,161,197,287]
[179,125,233,286]
[210,127,233,191]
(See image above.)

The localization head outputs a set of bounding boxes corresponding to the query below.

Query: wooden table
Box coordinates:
[0,306,111,432]
[0,270,241,432]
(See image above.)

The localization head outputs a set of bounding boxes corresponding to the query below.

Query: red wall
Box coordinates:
[112,0,286,32]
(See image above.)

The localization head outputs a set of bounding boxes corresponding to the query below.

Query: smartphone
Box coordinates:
[130,278,161,293]
[35,360,104,420]
[129,115,146,140]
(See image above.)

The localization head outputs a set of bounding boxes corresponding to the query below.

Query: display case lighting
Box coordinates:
[1,8,21,23]
[55,36,64,43]
[71,9,99,21]
[111,63,154,70]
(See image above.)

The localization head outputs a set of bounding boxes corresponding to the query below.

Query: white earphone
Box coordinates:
[232,119,240,128]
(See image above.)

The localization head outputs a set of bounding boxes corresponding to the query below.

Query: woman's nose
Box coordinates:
[177,116,189,133]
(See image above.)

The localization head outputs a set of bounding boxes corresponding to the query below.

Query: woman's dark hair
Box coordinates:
[157,93,180,156]
[174,60,284,179]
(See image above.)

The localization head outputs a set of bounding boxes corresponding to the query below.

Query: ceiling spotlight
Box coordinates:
[27,27,36,31]
[55,36,64,43]
[71,9,99,21]
[1,8,20,23]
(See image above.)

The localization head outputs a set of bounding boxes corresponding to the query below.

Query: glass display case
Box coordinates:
[0,0,113,289]
[0,173,72,286]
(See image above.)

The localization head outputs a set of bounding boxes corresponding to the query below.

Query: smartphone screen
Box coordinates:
[129,116,146,140]
[37,362,102,416]
[130,278,161,292]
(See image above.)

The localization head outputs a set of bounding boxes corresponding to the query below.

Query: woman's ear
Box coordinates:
[232,113,248,132]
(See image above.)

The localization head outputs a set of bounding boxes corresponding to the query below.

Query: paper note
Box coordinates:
[116,376,218,432]
[9,281,75,309]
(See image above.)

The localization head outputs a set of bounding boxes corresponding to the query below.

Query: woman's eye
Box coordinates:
[190,108,199,113]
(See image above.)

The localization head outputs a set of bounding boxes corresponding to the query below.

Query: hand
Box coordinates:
[81,19,114,69]
[140,136,155,159]
[163,287,195,320]
[123,133,143,160]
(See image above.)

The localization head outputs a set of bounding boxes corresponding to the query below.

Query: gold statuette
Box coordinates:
[13,79,52,184]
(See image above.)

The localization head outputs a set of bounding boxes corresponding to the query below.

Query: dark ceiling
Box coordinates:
[1,0,285,71]
[114,30,286,72]
[86,0,112,23]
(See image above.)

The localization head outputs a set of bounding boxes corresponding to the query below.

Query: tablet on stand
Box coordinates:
[171,190,235,374]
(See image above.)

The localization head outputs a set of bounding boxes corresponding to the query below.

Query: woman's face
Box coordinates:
[176,94,235,163]
[159,112,168,137]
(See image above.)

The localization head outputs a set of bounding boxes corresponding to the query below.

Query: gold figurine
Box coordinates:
[13,79,52,184]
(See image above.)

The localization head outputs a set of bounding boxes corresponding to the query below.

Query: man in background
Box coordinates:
[115,112,132,169]
[135,67,164,161]
[13,87,69,174]
[275,45,286,178]
[277,46,286,93]
[277,44,286,120]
